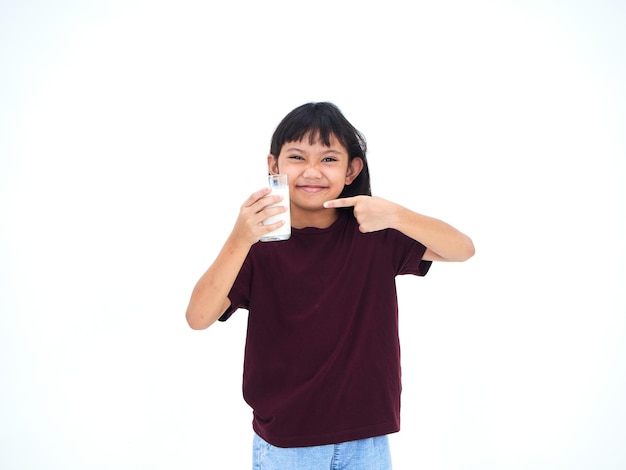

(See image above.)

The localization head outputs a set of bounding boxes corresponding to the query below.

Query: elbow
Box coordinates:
[443,236,475,262]
[185,309,213,330]
[185,295,229,330]
[187,320,209,331]
[459,237,475,261]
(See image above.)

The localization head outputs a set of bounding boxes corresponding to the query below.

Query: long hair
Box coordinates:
[269,102,371,197]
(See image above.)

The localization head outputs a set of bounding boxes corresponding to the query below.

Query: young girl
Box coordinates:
[186,102,474,469]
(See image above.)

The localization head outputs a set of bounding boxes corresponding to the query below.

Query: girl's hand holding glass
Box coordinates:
[232,188,288,245]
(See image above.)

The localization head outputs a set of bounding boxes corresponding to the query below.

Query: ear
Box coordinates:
[345,157,364,185]
[267,154,279,175]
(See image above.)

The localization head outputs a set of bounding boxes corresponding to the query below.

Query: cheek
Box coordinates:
[277,156,297,174]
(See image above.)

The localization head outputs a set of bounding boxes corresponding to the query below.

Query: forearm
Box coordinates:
[324,195,475,262]
[185,235,251,330]
[393,206,475,262]
[185,187,288,329]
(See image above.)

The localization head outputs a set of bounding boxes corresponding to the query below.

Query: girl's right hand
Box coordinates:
[230,187,287,245]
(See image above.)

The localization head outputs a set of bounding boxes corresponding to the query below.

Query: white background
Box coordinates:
[1,1,625,468]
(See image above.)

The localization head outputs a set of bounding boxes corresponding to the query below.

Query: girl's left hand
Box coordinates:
[324,196,402,233]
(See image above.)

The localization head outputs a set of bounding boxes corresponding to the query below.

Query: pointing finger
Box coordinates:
[323,196,359,209]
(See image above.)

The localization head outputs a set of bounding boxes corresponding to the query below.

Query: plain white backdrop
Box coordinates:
[1,1,625,468]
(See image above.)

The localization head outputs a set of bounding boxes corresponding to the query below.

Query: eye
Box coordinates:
[289,155,304,161]
[322,157,338,162]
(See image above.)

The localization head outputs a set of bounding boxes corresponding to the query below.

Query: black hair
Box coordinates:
[269,102,371,198]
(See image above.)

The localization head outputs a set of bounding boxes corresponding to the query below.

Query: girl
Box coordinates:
[186,102,474,469]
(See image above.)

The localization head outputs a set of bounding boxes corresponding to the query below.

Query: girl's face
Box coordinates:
[268,132,363,228]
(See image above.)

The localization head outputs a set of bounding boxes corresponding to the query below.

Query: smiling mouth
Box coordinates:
[297,185,327,193]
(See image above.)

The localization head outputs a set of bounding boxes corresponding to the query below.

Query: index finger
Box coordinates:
[243,187,273,207]
[323,196,359,209]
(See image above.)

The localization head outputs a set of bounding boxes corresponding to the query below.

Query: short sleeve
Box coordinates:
[218,253,253,322]
[389,229,432,277]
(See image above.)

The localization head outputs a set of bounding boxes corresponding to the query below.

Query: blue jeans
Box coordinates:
[252,432,393,470]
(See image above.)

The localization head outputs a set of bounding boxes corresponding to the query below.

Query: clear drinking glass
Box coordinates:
[260,174,291,242]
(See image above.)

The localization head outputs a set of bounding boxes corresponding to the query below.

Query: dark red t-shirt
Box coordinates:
[221,211,431,447]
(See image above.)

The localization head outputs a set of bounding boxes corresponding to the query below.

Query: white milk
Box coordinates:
[260,177,291,242]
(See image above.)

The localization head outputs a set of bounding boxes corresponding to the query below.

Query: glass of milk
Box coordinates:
[260,174,291,242]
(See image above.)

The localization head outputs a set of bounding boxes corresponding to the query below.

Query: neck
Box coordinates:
[291,207,339,229]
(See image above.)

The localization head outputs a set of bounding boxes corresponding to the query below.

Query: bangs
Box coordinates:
[284,124,338,149]
[269,102,363,157]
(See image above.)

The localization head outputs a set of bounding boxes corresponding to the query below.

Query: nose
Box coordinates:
[302,162,323,179]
